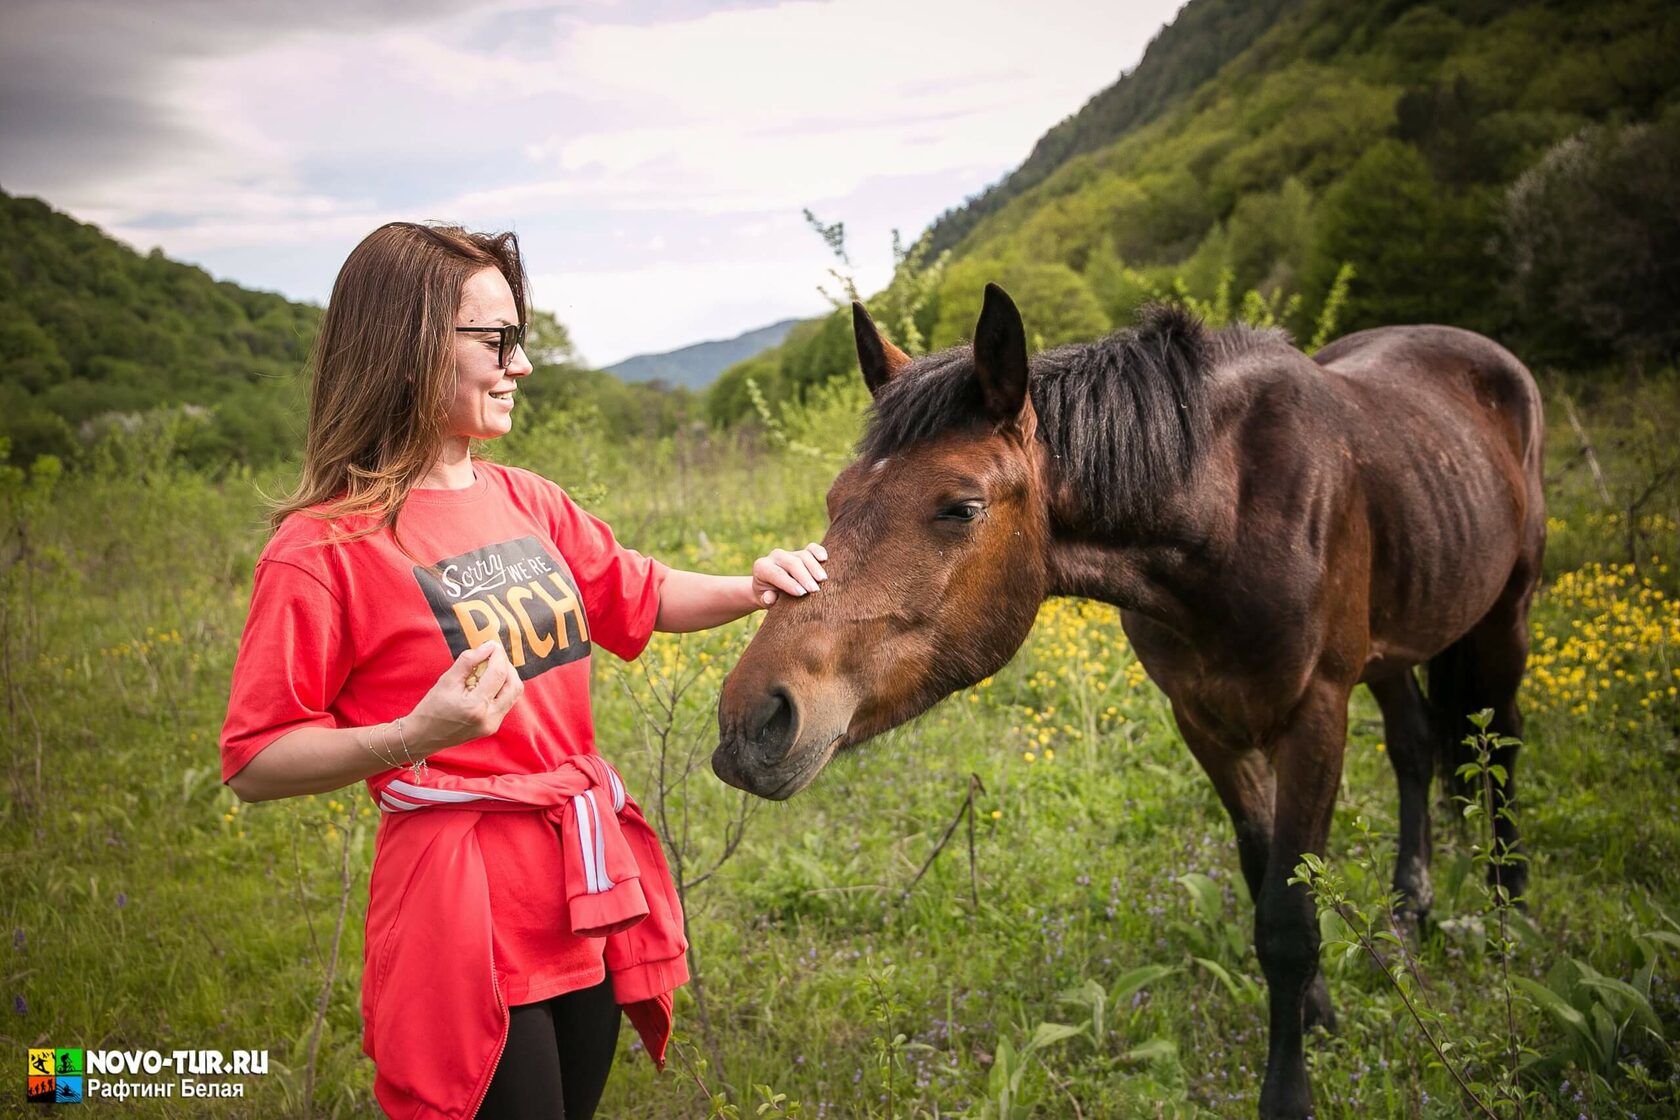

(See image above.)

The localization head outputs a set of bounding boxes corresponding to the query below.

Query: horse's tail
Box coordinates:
[1425,637,1482,808]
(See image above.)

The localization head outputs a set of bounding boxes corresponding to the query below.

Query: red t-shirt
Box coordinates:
[220,461,668,1005]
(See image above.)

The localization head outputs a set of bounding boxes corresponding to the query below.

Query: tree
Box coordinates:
[707,353,786,431]
[0,312,70,394]
[1500,112,1680,366]
[523,308,580,368]
[778,311,855,397]
[1083,238,1169,327]
[930,257,1110,351]
[1302,139,1498,334]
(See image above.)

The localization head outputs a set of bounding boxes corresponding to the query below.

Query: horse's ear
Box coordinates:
[853,301,911,397]
[973,283,1029,423]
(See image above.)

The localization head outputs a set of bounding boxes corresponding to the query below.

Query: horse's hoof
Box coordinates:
[1256,1081,1317,1114]
[1393,906,1434,950]
[1305,973,1337,1034]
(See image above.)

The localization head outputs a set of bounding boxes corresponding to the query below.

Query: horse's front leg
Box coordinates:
[1177,710,1337,1035]
[1256,680,1349,1120]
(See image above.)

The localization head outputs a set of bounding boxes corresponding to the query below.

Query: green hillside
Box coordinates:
[920,0,1295,258]
[712,0,1680,424]
[0,191,322,467]
[0,192,703,469]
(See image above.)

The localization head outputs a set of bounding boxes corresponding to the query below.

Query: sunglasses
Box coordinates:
[454,322,526,368]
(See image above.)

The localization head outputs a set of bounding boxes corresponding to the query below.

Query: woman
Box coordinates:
[219,222,827,1119]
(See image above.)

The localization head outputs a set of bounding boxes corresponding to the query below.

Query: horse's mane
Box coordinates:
[859,305,1281,534]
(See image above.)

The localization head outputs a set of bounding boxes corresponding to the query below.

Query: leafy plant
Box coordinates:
[1170,871,1259,1004]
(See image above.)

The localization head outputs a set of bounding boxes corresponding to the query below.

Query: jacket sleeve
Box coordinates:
[219,557,353,784]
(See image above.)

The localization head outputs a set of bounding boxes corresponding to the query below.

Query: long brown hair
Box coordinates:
[269,222,528,558]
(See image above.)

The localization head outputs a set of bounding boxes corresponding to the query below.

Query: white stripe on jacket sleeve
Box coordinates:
[572,792,600,894]
[584,789,614,892]
[384,779,512,804]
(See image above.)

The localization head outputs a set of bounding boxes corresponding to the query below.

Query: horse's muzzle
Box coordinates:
[713,682,801,797]
[714,674,858,800]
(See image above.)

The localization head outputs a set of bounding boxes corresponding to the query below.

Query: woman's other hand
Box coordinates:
[751,543,829,607]
[408,639,524,753]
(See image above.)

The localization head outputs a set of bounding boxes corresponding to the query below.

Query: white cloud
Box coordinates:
[531,0,1165,214]
[539,257,835,367]
[4,0,1186,366]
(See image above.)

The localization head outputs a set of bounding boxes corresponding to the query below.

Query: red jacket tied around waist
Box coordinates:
[362,755,688,1120]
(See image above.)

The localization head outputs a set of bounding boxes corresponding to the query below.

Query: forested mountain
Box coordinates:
[0,191,321,466]
[711,0,1680,424]
[606,318,800,389]
[0,192,697,468]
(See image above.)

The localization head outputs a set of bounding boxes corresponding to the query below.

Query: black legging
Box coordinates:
[476,977,622,1119]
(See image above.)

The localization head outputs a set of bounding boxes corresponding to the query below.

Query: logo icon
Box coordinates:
[25,1048,84,1104]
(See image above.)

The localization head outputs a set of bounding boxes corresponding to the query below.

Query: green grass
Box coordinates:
[2,378,1677,1118]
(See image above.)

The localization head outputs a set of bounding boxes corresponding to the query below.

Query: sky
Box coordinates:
[0,0,1185,367]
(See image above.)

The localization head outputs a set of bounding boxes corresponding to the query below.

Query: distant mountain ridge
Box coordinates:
[605,318,801,389]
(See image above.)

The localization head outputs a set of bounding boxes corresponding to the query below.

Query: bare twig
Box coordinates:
[1330,898,1501,1120]
[618,634,755,1082]
[903,773,986,909]
[290,811,323,967]
[302,810,355,1119]
[1041,1058,1086,1120]
[1624,460,1680,569]
[1562,396,1612,505]
[1626,461,1680,515]
[686,793,759,892]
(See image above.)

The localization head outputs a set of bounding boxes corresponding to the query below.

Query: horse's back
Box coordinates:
[1260,324,1545,668]
[1313,324,1544,474]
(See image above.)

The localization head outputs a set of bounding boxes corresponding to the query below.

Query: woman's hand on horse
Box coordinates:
[408,639,524,753]
[752,543,828,607]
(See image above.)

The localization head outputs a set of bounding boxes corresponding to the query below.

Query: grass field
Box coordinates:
[2,373,1677,1118]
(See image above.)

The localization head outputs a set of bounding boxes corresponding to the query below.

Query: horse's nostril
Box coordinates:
[750,686,797,756]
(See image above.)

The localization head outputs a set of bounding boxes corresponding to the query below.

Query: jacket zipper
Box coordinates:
[467,958,509,1119]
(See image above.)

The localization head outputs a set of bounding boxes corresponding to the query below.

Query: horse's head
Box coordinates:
[714,284,1051,799]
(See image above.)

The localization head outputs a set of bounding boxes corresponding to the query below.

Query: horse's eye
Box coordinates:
[937,500,985,523]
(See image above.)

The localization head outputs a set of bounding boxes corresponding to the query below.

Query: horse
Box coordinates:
[713,284,1545,1119]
